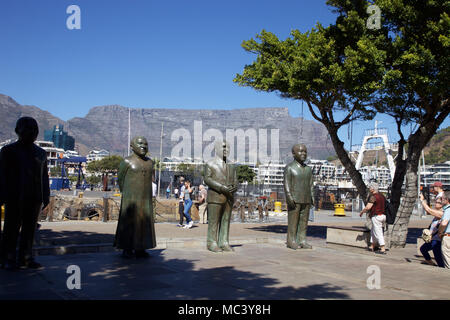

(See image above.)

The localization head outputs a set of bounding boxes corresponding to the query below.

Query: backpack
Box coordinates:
[384,196,396,225]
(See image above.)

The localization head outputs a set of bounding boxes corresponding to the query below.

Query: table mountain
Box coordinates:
[0,94,334,162]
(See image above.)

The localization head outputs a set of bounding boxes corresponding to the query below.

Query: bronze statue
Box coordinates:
[283,143,314,250]
[204,141,237,252]
[0,117,50,270]
[114,136,156,258]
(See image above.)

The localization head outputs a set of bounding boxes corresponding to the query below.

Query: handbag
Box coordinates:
[422,229,432,243]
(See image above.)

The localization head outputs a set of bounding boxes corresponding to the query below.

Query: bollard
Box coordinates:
[103,195,109,222]
[47,195,55,222]
[334,203,346,216]
[274,201,282,213]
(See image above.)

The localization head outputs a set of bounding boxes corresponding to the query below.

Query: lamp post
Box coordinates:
[158,122,164,198]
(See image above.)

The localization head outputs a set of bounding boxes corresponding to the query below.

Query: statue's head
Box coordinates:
[214,140,230,160]
[130,136,148,158]
[292,143,307,163]
[15,117,39,145]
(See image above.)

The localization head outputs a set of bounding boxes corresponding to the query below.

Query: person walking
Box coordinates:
[198,184,208,224]
[360,182,387,254]
[166,186,171,199]
[183,180,194,229]
[176,177,185,227]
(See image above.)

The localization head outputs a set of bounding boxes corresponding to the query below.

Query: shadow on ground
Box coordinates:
[246,224,424,244]
[36,229,114,246]
[30,249,350,300]
[3,225,351,300]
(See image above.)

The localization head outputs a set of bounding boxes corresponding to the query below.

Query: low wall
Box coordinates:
[41,196,199,223]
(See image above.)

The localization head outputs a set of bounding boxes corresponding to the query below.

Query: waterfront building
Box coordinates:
[87,149,110,162]
[44,124,75,151]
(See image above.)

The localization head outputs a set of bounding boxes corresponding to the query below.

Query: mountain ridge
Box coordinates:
[0,93,334,162]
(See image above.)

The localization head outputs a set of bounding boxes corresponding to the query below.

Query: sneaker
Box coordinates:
[176,224,184,227]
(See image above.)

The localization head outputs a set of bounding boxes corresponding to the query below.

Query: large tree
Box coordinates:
[234,2,386,204]
[367,0,450,246]
[87,155,123,174]
[234,0,449,247]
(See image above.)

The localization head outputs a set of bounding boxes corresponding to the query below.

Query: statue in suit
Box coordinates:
[204,141,238,252]
[0,117,50,270]
[283,143,314,250]
[114,136,156,259]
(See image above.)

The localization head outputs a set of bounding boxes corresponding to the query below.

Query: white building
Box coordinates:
[254,162,285,186]
[86,149,110,162]
[421,161,450,190]
[35,141,65,168]
[161,157,204,172]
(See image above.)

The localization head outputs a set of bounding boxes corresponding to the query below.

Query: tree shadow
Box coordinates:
[4,227,353,300]
[36,229,115,246]
[246,225,328,240]
[44,249,351,300]
[247,225,425,244]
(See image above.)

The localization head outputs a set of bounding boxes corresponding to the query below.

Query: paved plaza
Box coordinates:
[0,211,448,300]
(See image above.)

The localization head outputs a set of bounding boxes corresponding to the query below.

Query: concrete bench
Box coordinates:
[326,226,370,248]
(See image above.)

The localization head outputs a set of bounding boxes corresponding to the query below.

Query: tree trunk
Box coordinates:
[389,139,422,248]
[326,125,368,202]
[389,168,418,247]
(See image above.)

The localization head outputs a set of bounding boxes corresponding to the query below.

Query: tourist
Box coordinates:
[0,117,50,270]
[432,181,444,204]
[360,182,387,254]
[438,191,450,268]
[177,177,185,227]
[152,180,157,220]
[419,193,444,267]
[166,186,171,199]
[183,180,194,229]
[198,184,208,224]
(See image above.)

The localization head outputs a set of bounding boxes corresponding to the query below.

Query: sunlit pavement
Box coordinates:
[1,212,447,300]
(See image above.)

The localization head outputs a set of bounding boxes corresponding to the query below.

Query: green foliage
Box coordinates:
[50,165,62,177]
[86,175,102,185]
[176,162,203,177]
[153,159,166,170]
[327,155,338,162]
[87,155,123,174]
[237,165,257,184]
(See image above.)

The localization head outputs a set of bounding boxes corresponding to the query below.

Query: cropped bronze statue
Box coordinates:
[283,143,314,250]
[114,136,156,258]
[0,117,50,270]
[203,141,238,252]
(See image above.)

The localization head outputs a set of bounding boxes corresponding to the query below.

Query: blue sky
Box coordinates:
[0,0,448,151]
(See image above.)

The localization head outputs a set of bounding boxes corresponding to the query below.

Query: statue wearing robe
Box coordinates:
[114,136,156,257]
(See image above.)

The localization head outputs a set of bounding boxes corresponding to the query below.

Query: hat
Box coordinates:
[432,182,443,188]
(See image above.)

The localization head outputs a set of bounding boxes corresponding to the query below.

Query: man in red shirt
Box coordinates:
[360,182,387,254]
